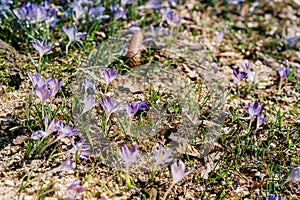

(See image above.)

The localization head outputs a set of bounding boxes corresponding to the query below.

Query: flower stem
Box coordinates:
[162,182,176,200]
[126,118,132,135]
[247,118,254,133]
[278,78,283,93]
[66,42,71,55]
[39,138,59,155]
[125,165,131,189]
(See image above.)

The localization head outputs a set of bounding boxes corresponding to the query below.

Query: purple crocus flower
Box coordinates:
[59,125,78,138]
[256,114,267,129]
[66,179,84,200]
[138,101,148,111]
[82,78,96,94]
[126,101,140,117]
[62,25,86,54]
[32,39,52,58]
[57,157,75,172]
[171,160,194,184]
[149,24,170,39]
[34,77,63,104]
[242,102,263,119]
[100,67,118,84]
[30,115,62,140]
[28,72,45,87]
[72,0,88,21]
[110,4,127,21]
[168,0,178,7]
[121,0,135,6]
[88,5,110,22]
[13,1,57,26]
[34,83,52,104]
[266,194,283,200]
[118,144,139,164]
[62,25,86,43]
[286,36,298,48]
[277,68,289,79]
[152,144,173,165]
[28,72,63,104]
[233,67,247,83]
[126,101,148,118]
[139,0,163,10]
[286,166,300,182]
[82,94,100,114]
[166,10,181,27]
[47,77,63,97]
[215,30,224,44]
[100,96,119,123]
[0,0,13,16]
[241,61,254,81]
[70,138,91,160]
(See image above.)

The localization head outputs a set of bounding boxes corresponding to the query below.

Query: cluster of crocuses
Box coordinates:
[32,24,86,62]
[7,0,182,59]
[231,61,291,132]
[7,0,182,30]
[117,143,194,199]
[28,72,91,158]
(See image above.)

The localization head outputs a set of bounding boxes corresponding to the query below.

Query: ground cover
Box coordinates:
[0,0,299,199]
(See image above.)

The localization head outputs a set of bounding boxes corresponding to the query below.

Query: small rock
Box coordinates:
[4,179,15,187]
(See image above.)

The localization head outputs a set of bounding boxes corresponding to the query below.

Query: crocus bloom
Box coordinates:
[88,5,109,22]
[47,77,64,97]
[100,96,119,122]
[171,160,194,184]
[70,138,91,160]
[241,61,254,81]
[139,0,163,9]
[28,72,63,104]
[110,4,127,21]
[0,0,12,16]
[66,179,84,200]
[13,1,57,26]
[118,144,139,164]
[126,101,145,118]
[149,24,170,37]
[57,157,75,172]
[152,145,173,165]
[266,194,283,200]
[62,25,86,43]
[233,68,247,83]
[82,94,100,114]
[72,0,88,21]
[32,39,52,58]
[28,72,45,88]
[30,115,62,140]
[277,68,289,78]
[34,77,63,104]
[168,0,178,7]
[82,78,96,94]
[286,36,298,48]
[59,125,78,138]
[121,0,134,6]
[100,67,118,84]
[166,10,181,27]
[242,102,262,119]
[256,114,267,128]
[138,101,148,111]
[215,30,224,44]
[286,166,300,182]
[34,84,53,104]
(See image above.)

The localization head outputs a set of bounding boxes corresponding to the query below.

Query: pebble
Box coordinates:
[4,179,14,187]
